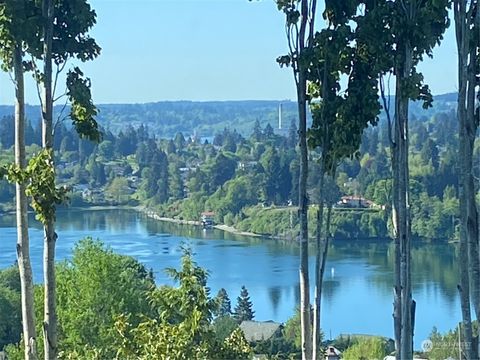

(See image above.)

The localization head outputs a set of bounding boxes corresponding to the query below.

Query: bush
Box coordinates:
[342,337,388,360]
[0,266,21,350]
[54,238,155,357]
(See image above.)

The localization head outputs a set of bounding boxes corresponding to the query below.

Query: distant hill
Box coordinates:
[0,93,457,139]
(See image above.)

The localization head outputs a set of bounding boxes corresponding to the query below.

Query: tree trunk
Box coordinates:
[454,2,478,357]
[466,8,480,359]
[391,122,402,360]
[42,0,57,358]
[297,71,312,360]
[13,44,38,360]
[312,159,325,360]
[393,42,413,360]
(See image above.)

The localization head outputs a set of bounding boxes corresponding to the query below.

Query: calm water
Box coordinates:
[0,209,461,349]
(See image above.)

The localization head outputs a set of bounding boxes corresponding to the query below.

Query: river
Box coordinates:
[0,208,461,349]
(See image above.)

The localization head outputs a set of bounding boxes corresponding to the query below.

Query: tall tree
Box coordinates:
[276,1,318,357]
[34,1,101,357]
[13,42,38,360]
[214,288,232,317]
[233,286,254,322]
[368,1,450,358]
[454,0,480,358]
[0,1,41,358]
[306,3,382,357]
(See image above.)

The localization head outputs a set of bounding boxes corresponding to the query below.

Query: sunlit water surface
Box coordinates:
[0,209,461,349]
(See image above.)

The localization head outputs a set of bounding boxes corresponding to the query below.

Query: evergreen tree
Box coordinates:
[174,132,186,150]
[287,118,297,149]
[210,153,236,188]
[263,123,275,139]
[0,116,14,149]
[251,119,263,142]
[168,162,184,200]
[234,286,254,322]
[420,138,439,170]
[166,139,176,155]
[260,147,282,204]
[215,288,232,317]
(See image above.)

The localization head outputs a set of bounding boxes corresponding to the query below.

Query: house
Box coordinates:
[74,184,89,193]
[239,320,282,342]
[336,196,375,209]
[238,161,258,171]
[179,167,195,183]
[81,188,92,200]
[201,211,215,228]
[325,346,341,360]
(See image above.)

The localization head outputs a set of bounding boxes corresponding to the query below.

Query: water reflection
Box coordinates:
[0,208,462,349]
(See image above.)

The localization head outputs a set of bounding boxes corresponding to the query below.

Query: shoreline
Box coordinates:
[2,205,449,243]
[142,208,267,239]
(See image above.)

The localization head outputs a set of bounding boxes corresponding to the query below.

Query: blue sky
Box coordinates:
[0,0,458,105]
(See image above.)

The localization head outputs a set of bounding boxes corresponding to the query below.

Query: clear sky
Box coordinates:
[0,0,458,105]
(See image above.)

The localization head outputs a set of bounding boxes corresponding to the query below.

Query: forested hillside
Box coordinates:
[0,103,466,241]
[0,93,457,138]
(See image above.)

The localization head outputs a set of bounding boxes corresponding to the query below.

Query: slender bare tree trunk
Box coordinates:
[42,0,57,358]
[313,188,333,360]
[296,1,312,358]
[391,127,402,360]
[466,8,480,359]
[297,72,312,360]
[393,42,413,359]
[13,44,38,360]
[312,159,325,360]
[454,2,478,358]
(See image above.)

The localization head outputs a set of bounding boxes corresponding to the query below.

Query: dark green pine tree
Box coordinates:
[234,286,254,322]
[214,288,232,317]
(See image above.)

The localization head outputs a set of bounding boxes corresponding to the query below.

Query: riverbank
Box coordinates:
[143,209,201,226]
[142,207,268,238]
[213,224,262,238]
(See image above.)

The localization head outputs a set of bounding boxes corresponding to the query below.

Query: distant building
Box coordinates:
[325,346,341,360]
[335,196,381,209]
[238,161,258,171]
[239,320,282,342]
[201,211,215,228]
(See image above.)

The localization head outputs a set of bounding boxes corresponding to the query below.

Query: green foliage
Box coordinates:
[51,0,101,63]
[66,67,101,142]
[283,308,301,350]
[115,249,252,359]
[360,0,450,104]
[214,288,232,317]
[205,175,260,222]
[342,337,388,360]
[306,4,382,173]
[25,149,67,224]
[236,206,297,237]
[0,266,21,350]
[0,0,42,71]
[2,149,67,224]
[105,176,130,204]
[234,286,255,322]
[209,152,237,189]
[221,328,252,359]
[213,316,238,341]
[426,324,479,360]
[54,238,155,358]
